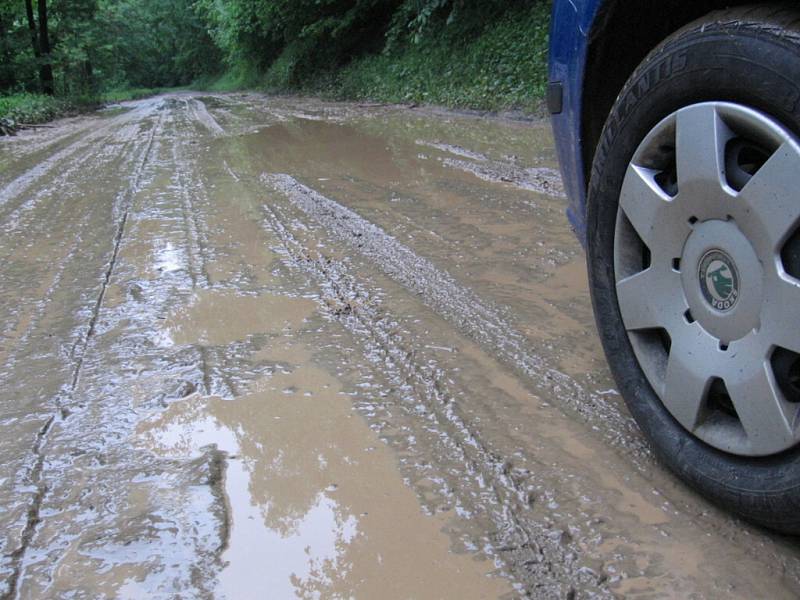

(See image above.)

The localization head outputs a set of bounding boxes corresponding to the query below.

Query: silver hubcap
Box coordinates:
[614,102,800,456]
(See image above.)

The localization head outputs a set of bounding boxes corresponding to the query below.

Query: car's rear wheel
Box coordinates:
[587,5,800,532]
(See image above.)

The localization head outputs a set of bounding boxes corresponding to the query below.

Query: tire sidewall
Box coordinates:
[587,17,800,527]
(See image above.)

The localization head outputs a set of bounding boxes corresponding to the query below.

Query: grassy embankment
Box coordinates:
[0,93,79,132]
[0,87,169,134]
[206,3,551,114]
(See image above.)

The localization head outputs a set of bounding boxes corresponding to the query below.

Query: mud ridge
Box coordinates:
[443,158,565,198]
[261,201,611,598]
[413,138,565,197]
[190,98,225,137]
[261,174,649,462]
[415,140,490,161]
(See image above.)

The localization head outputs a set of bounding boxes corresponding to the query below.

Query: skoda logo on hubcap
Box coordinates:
[699,250,739,312]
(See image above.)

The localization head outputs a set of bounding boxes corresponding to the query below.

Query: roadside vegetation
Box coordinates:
[324,3,550,112]
[0,93,73,130]
[0,0,551,133]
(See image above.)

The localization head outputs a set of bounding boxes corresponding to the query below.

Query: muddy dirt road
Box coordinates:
[1,93,800,598]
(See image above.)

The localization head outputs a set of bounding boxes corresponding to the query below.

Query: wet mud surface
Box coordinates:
[1,93,800,598]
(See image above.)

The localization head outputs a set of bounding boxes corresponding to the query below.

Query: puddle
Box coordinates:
[138,342,509,599]
[164,289,316,346]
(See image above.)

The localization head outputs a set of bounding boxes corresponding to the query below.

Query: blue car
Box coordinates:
[549,2,800,533]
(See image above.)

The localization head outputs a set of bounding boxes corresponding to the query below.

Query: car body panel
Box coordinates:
[548,0,605,247]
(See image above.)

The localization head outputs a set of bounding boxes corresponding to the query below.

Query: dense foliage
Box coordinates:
[196,0,550,108]
[1,0,551,126]
[328,2,550,111]
[0,0,220,96]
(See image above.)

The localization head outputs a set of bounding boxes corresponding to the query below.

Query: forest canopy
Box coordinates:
[0,0,221,95]
[0,0,550,114]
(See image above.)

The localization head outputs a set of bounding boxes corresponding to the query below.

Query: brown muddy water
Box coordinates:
[1,92,799,598]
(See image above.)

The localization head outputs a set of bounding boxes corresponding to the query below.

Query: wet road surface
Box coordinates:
[1,93,800,598]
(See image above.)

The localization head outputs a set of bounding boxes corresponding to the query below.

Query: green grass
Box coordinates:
[196,65,262,93]
[0,93,77,126]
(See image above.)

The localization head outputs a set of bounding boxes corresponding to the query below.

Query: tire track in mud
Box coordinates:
[0,107,163,599]
[172,97,240,401]
[0,101,160,226]
[66,109,164,392]
[2,107,164,600]
[174,99,214,289]
[1,415,53,600]
[7,99,241,597]
[0,106,161,383]
[261,174,649,462]
[247,168,797,598]
[0,118,147,238]
[0,123,87,166]
[104,95,234,578]
[43,99,230,597]
[258,199,611,598]
[0,106,129,167]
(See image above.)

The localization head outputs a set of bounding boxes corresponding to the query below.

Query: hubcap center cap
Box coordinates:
[698,250,739,312]
[680,219,763,343]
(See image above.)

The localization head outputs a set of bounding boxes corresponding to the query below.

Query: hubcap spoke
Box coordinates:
[616,266,685,332]
[737,140,800,253]
[676,104,733,198]
[619,164,681,252]
[662,333,716,431]
[765,276,800,354]
[727,361,797,455]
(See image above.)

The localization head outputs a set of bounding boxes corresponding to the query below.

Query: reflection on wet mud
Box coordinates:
[140,341,509,599]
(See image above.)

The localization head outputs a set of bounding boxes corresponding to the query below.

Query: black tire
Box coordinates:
[587,4,800,533]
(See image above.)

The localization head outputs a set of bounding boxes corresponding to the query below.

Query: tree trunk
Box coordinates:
[25,0,41,62]
[0,16,15,90]
[84,58,95,94]
[36,0,54,95]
